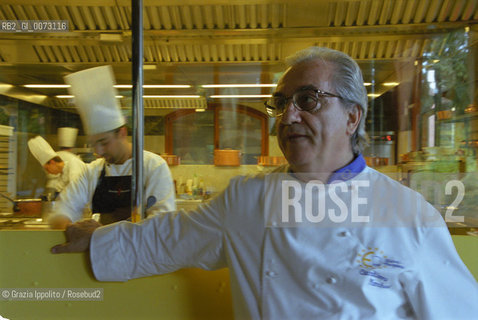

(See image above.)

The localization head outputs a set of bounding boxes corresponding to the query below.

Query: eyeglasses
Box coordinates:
[264,88,344,118]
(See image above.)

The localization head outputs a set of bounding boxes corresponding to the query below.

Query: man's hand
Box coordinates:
[51,219,102,253]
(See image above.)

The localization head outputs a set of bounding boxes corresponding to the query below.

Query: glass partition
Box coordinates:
[218,108,263,164]
[169,110,214,164]
[0,1,477,228]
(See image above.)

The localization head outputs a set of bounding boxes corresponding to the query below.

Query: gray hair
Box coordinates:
[285,47,369,154]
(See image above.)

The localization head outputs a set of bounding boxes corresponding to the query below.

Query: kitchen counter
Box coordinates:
[175,198,205,211]
[0,230,233,320]
[0,217,49,230]
[0,229,477,319]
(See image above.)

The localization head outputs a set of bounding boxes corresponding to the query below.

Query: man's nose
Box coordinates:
[280,100,301,124]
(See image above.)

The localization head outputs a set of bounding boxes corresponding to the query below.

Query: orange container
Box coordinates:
[161,154,180,166]
[257,156,288,166]
[214,149,241,166]
[364,157,389,167]
[13,199,43,217]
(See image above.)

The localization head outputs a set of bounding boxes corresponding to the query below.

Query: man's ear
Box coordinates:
[346,104,362,136]
[118,126,128,138]
[43,160,51,171]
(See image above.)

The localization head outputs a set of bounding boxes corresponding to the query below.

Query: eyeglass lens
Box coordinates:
[270,90,319,114]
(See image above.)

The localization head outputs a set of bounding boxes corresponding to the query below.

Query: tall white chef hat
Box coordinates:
[28,136,58,166]
[57,127,78,148]
[64,65,125,135]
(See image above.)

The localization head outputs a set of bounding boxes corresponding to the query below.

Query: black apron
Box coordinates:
[92,165,132,225]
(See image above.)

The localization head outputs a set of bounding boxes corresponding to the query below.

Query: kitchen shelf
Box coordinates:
[0,126,16,213]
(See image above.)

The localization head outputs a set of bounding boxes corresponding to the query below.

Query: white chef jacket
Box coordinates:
[90,166,478,319]
[57,150,82,163]
[52,150,176,222]
[45,153,87,193]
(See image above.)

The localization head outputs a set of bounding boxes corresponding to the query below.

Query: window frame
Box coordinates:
[165,103,269,160]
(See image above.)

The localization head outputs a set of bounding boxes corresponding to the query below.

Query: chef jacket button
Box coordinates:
[265,271,277,277]
[326,276,337,284]
[338,230,350,237]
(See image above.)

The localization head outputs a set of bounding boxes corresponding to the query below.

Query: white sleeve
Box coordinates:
[143,155,176,215]
[66,158,87,184]
[401,227,478,319]
[90,196,227,281]
[50,163,97,222]
[45,176,62,192]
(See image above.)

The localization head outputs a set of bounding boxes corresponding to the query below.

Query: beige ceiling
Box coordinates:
[0,0,477,110]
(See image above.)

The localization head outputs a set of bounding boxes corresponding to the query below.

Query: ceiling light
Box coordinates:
[24,84,70,88]
[114,85,191,89]
[363,82,372,86]
[0,84,13,91]
[383,82,399,87]
[99,33,123,42]
[195,108,206,112]
[56,95,123,98]
[210,94,272,98]
[143,95,201,98]
[202,84,277,88]
[143,65,157,70]
[368,94,381,98]
[143,85,191,88]
[25,84,192,89]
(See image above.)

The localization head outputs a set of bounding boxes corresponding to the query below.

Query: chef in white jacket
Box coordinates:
[49,65,175,228]
[28,135,86,199]
[44,127,86,195]
[52,47,478,319]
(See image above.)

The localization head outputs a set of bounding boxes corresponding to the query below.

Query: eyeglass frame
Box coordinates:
[264,88,347,118]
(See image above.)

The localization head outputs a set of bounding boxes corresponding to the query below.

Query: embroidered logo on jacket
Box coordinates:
[356,247,404,289]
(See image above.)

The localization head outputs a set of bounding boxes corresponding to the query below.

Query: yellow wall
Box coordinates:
[0,231,233,320]
[1,231,477,320]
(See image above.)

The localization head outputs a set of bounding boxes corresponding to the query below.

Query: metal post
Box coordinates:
[131,0,144,222]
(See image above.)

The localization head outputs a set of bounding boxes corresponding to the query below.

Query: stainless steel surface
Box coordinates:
[0,217,49,229]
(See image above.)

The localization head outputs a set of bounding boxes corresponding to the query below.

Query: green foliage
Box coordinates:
[0,107,10,126]
[421,30,471,114]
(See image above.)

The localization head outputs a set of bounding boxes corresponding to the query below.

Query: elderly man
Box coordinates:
[49,65,176,228]
[52,47,478,319]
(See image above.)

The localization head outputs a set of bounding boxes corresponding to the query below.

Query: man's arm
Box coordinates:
[49,160,99,224]
[143,153,176,214]
[51,188,229,283]
[66,157,88,184]
[401,226,478,318]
